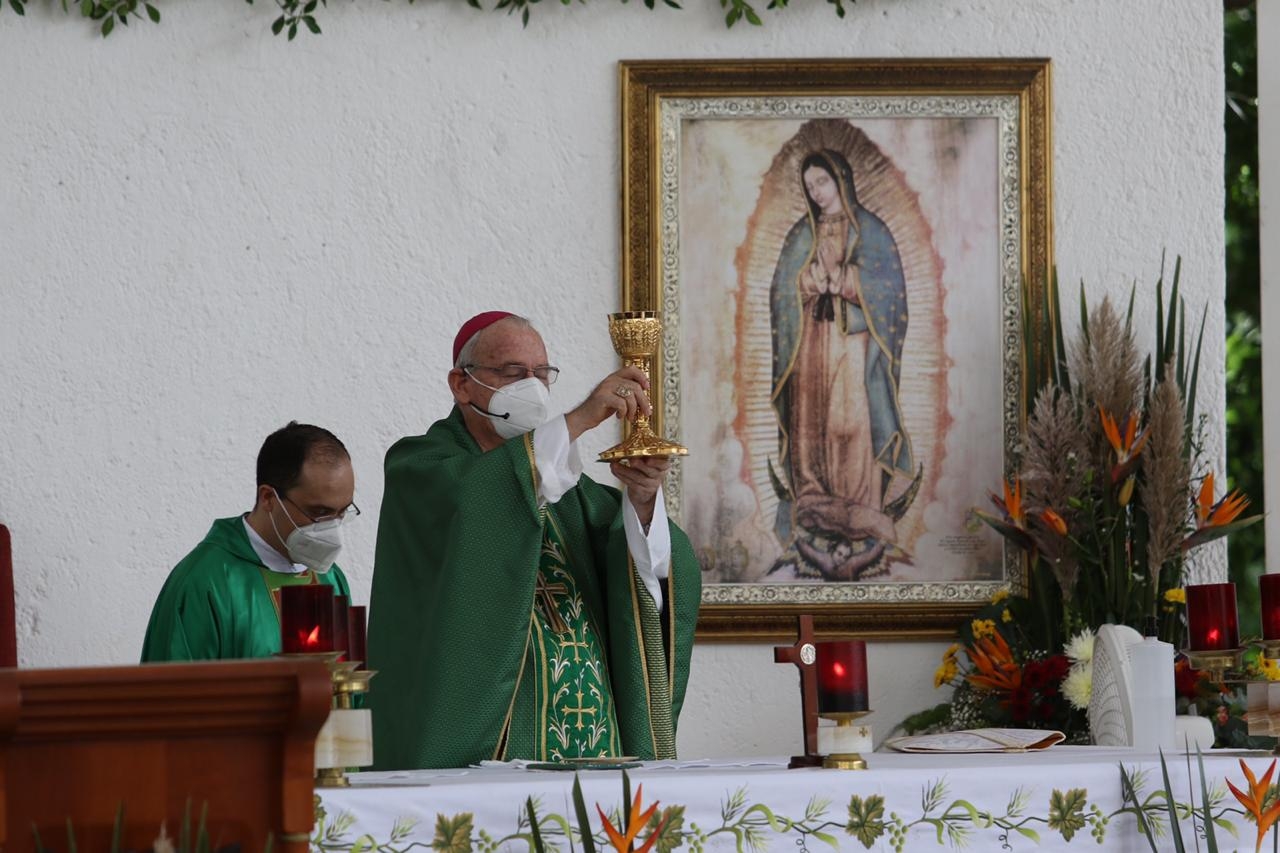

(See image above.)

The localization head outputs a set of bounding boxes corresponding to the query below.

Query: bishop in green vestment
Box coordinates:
[368,312,701,769]
[142,422,359,662]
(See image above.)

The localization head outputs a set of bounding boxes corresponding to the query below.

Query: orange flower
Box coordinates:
[598,784,667,853]
[966,632,1022,694]
[1225,758,1280,853]
[993,478,1024,527]
[1099,408,1149,485]
[1100,409,1149,463]
[1040,508,1068,536]
[1195,472,1251,529]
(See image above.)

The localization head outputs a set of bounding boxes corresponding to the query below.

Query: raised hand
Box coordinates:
[565,366,652,442]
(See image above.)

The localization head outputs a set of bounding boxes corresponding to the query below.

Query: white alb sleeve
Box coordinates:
[530,415,582,505]
[623,485,672,611]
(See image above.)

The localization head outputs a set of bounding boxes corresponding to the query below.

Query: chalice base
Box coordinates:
[598,425,689,462]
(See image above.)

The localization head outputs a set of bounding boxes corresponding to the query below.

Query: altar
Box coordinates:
[312,748,1267,852]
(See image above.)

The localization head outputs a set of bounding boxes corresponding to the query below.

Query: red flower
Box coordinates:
[1022,660,1049,691]
[1217,705,1231,726]
[1008,686,1032,723]
[1174,658,1203,699]
[1044,654,1070,682]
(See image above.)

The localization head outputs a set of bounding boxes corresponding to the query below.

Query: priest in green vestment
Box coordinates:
[141,421,358,662]
[369,312,701,769]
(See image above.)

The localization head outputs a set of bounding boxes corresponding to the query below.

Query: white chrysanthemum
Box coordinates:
[1065,630,1095,664]
[1062,662,1093,710]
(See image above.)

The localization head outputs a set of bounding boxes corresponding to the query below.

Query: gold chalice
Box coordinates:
[598,311,689,462]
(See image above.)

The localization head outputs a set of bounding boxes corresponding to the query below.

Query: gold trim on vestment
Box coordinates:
[494,612,533,761]
[534,602,550,760]
[627,552,658,758]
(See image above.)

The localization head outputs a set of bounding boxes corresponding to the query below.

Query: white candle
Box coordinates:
[818,721,873,755]
[315,708,375,769]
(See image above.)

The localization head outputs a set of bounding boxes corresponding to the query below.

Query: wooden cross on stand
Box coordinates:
[535,575,570,634]
[774,614,823,768]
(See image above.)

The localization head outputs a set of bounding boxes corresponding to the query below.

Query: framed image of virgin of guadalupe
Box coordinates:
[618,59,1053,640]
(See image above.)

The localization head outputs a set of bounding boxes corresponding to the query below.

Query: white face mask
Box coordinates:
[467,373,553,439]
[269,489,344,573]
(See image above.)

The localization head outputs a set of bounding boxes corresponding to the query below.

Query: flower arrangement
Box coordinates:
[905,260,1261,741]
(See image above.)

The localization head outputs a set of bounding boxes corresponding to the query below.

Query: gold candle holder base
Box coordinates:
[1185,648,1241,683]
[1262,640,1280,661]
[598,311,689,463]
[820,711,871,771]
[315,766,351,788]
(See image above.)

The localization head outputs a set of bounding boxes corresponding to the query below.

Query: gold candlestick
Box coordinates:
[598,311,689,462]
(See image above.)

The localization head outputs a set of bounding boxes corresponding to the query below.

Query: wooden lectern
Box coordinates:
[0,659,332,853]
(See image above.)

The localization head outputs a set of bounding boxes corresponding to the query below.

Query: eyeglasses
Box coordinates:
[464,363,561,385]
[277,491,361,524]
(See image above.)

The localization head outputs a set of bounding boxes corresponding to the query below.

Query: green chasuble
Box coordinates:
[368,407,701,770]
[140,516,351,662]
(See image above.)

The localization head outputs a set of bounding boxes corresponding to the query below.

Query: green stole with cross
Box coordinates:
[511,510,621,760]
[367,406,702,769]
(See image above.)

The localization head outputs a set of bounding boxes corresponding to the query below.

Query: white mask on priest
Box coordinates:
[466,373,553,439]
[269,489,344,573]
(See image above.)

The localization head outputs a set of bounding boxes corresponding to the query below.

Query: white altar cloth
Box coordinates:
[312,748,1271,851]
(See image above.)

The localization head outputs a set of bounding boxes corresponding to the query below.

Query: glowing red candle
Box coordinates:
[332,594,350,661]
[280,584,335,654]
[348,605,368,668]
[815,640,868,714]
[1262,575,1280,641]
[1185,582,1239,651]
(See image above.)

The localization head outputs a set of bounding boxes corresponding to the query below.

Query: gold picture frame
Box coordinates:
[619,59,1053,641]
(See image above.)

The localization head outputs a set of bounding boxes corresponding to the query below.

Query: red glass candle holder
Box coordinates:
[280,584,335,653]
[1185,582,1240,652]
[815,640,868,714]
[348,605,368,668]
[332,594,350,662]
[1262,575,1280,641]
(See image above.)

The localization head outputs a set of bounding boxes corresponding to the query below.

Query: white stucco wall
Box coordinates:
[0,0,1224,757]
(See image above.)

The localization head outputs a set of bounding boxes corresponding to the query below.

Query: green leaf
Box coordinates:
[101,14,114,35]
[1047,788,1087,842]
[9,0,25,15]
[271,14,285,33]
[845,794,886,848]
[111,803,125,853]
[743,5,761,23]
[431,812,474,853]
[1014,826,1041,842]
[647,805,685,853]
[1194,747,1219,853]
[303,14,320,33]
[80,0,93,15]
[811,830,840,849]
[287,20,297,38]
[526,799,544,853]
[571,775,597,853]
[145,2,158,21]
[1157,751,1187,853]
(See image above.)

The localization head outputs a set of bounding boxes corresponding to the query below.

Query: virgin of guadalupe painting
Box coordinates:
[768,146,921,581]
[674,114,1004,589]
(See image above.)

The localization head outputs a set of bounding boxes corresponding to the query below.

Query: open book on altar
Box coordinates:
[885,728,1065,753]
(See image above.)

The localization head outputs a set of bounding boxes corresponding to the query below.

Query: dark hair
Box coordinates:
[800,150,858,221]
[256,421,349,494]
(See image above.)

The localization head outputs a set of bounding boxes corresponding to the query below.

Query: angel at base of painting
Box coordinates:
[767,148,922,582]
